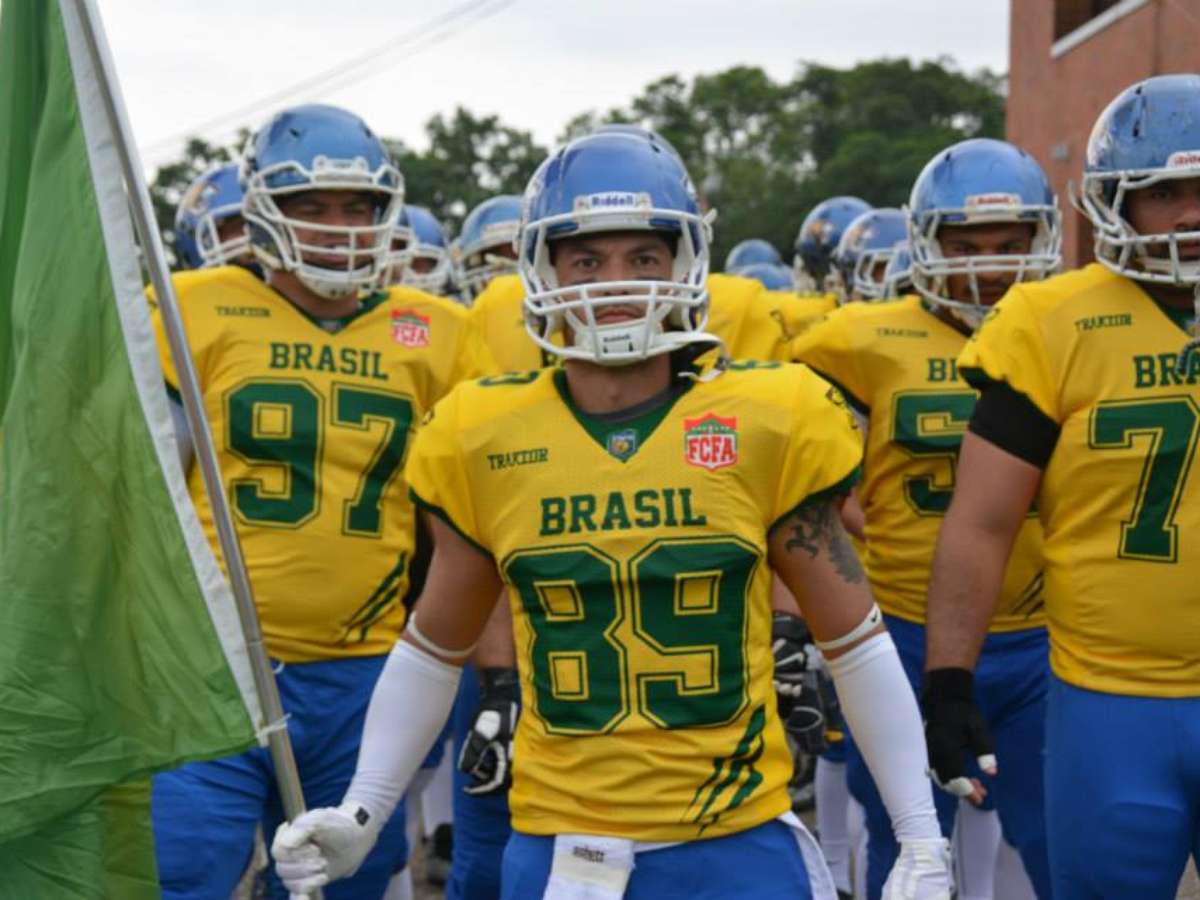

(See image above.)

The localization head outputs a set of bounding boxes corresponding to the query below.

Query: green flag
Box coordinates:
[0,0,262,894]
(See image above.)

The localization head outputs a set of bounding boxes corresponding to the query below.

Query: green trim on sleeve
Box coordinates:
[408,488,493,559]
[768,464,862,536]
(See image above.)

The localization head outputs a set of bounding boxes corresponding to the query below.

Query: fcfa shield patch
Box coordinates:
[391,309,431,348]
[683,413,738,471]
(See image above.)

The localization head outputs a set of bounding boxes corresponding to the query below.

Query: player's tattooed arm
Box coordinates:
[782,497,866,585]
[768,495,876,650]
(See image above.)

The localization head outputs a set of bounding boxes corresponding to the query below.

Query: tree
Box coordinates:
[148,57,1005,271]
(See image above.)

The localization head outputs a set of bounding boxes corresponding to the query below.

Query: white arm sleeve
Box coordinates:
[826,631,941,842]
[168,398,195,474]
[343,640,462,826]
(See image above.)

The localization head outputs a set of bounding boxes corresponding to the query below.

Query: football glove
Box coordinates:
[881,837,953,900]
[772,612,816,716]
[272,802,380,893]
[458,667,520,796]
[921,667,997,799]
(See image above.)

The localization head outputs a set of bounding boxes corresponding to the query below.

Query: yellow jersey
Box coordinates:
[791,296,1045,631]
[467,274,553,373]
[405,361,862,841]
[960,263,1200,696]
[466,272,835,371]
[150,266,491,662]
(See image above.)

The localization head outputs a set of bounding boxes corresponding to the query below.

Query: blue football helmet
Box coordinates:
[883,241,914,298]
[241,104,404,300]
[174,163,250,270]
[385,204,450,293]
[725,238,783,272]
[457,195,523,301]
[732,262,794,292]
[830,208,908,301]
[793,196,872,290]
[519,131,714,365]
[1080,74,1200,286]
[908,138,1060,327]
[592,123,682,161]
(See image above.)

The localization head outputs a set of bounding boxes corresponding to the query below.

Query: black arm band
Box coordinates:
[968,381,1059,469]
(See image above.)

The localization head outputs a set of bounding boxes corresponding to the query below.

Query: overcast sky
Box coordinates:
[96,0,1010,170]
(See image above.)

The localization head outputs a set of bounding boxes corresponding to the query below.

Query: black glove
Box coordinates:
[771,612,814,720]
[921,667,996,800]
[458,667,520,796]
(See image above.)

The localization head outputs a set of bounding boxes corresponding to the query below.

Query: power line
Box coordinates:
[140,0,517,164]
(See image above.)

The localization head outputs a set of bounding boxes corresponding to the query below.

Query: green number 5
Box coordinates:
[891,390,978,515]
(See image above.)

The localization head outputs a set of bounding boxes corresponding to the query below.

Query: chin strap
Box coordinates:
[1175,283,1200,376]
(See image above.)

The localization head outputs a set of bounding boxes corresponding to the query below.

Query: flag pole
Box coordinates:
[65,2,317,891]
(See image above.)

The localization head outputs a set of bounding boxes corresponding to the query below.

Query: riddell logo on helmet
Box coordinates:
[965,193,1021,208]
[391,309,430,348]
[683,414,738,471]
[1166,150,1200,168]
[575,192,650,211]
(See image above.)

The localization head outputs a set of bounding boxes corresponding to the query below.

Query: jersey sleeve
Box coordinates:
[404,388,489,555]
[770,368,864,529]
[787,309,870,415]
[452,311,499,384]
[146,280,206,399]
[957,288,1060,423]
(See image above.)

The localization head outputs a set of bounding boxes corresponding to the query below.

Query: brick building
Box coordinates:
[1007,0,1200,267]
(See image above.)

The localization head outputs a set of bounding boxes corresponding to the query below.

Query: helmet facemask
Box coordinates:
[1079,159,1200,286]
[520,199,714,366]
[909,196,1062,329]
[243,155,404,301]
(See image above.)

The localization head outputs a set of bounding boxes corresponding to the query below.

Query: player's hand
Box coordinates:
[458,667,520,796]
[771,612,816,714]
[921,667,996,804]
[881,838,953,899]
[271,803,379,893]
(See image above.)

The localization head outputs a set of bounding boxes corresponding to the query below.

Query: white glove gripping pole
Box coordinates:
[272,640,462,894]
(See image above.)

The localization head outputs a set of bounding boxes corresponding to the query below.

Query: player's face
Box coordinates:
[938,222,1035,306]
[1124,176,1200,261]
[277,190,377,268]
[552,231,675,324]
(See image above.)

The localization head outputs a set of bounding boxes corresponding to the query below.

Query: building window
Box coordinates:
[1054,0,1124,39]
[1051,0,1151,57]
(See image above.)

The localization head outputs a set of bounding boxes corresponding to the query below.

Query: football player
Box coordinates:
[173,161,253,270]
[457,195,523,303]
[148,104,491,900]
[829,208,907,302]
[791,138,1061,900]
[793,196,872,295]
[882,241,914,299]
[733,261,796,292]
[725,237,784,271]
[384,203,452,295]
[272,129,951,899]
[924,74,1200,899]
